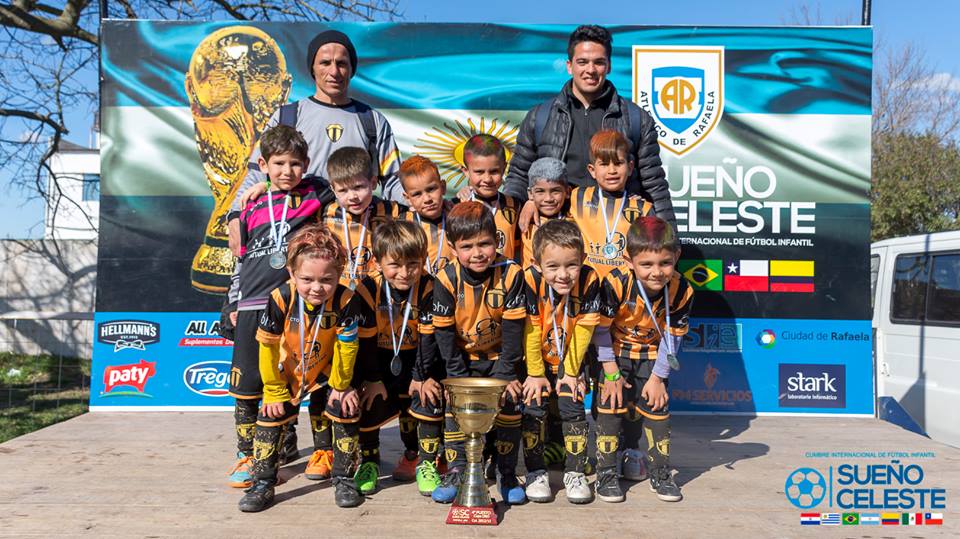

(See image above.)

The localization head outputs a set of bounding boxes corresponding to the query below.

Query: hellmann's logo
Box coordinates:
[101,360,156,398]
[98,320,160,352]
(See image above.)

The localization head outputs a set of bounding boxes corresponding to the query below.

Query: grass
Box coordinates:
[0,352,90,444]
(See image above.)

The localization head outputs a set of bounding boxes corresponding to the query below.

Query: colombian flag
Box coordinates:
[769,260,815,293]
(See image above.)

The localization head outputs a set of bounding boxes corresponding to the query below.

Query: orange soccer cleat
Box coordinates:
[305,449,334,480]
[392,451,420,482]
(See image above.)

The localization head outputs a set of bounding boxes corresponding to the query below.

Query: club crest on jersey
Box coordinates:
[633,46,724,157]
[326,123,344,142]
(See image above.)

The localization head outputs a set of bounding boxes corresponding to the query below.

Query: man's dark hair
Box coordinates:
[259,124,309,161]
[567,25,612,60]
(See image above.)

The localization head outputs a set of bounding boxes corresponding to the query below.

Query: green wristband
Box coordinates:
[603,370,622,382]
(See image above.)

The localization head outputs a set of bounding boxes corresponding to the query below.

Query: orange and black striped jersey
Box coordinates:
[523,264,601,373]
[401,208,453,276]
[520,211,572,269]
[256,280,360,398]
[472,193,523,264]
[318,196,400,287]
[598,269,693,362]
[354,272,435,351]
[568,186,653,280]
[432,256,526,361]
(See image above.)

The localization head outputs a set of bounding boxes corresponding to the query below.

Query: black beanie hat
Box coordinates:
[307,30,358,78]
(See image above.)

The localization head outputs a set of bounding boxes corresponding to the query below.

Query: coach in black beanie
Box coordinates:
[307,30,358,78]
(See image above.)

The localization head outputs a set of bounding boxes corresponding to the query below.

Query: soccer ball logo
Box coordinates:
[756,329,776,349]
[784,467,826,508]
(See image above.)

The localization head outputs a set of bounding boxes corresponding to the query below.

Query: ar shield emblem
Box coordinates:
[633,46,724,157]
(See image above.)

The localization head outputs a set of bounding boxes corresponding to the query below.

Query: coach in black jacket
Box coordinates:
[503,25,676,230]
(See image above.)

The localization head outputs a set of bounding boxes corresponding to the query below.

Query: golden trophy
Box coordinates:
[442,377,508,525]
[184,26,292,293]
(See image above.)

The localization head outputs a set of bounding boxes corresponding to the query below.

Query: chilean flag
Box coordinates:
[723,260,768,292]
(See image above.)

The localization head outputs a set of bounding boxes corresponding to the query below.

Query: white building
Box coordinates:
[44,137,100,240]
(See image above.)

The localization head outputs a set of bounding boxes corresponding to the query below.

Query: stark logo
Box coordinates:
[632,46,725,157]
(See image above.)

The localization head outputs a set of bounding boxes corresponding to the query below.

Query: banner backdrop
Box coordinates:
[93,21,873,413]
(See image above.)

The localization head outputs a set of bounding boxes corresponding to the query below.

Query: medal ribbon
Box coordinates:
[547,286,569,365]
[634,279,674,358]
[415,212,445,275]
[267,191,291,252]
[341,207,370,281]
[297,295,324,398]
[383,278,414,357]
[598,189,626,245]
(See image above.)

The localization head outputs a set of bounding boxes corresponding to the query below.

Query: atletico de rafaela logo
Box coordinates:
[633,46,724,157]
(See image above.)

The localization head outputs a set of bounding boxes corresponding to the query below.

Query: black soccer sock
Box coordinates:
[546,395,563,445]
[332,421,359,478]
[309,415,332,451]
[251,423,284,484]
[521,411,546,472]
[644,418,671,470]
[234,398,258,457]
[359,428,381,465]
[398,413,418,455]
[443,412,467,471]
[623,408,643,450]
[495,416,522,477]
[417,420,442,463]
[595,413,622,472]
[563,420,589,474]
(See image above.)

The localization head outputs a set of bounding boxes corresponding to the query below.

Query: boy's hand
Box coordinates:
[556,374,582,401]
[359,381,387,411]
[407,379,422,398]
[576,372,588,398]
[502,379,523,405]
[518,200,540,232]
[228,218,241,257]
[420,378,442,406]
[456,185,474,202]
[240,181,269,209]
[260,401,286,419]
[229,310,238,327]
[600,363,631,411]
[641,375,669,412]
[329,387,359,417]
[522,376,551,406]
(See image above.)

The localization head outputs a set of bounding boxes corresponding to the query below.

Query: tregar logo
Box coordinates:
[101,360,156,398]
[183,361,231,397]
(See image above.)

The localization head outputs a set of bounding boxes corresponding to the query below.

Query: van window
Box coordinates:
[870,254,880,311]
[891,254,929,322]
[928,254,960,324]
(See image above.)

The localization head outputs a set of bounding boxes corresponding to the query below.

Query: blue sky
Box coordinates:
[2,0,958,238]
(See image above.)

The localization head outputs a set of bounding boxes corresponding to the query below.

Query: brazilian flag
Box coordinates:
[678,259,722,291]
[842,513,859,525]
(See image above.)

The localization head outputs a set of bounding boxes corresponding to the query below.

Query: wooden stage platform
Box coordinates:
[1,413,957,537]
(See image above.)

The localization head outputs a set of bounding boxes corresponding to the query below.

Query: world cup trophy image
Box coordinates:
[442,377,508,525]
[184,26,292,293]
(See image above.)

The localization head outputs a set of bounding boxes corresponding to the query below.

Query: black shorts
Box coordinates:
[229,309,263,399]
[524,369,586,423]
[257,385,361,427]
[594,355,669,419]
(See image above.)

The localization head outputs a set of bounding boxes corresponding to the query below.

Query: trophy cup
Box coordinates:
[184,26,292,293]
[442,377,508,525]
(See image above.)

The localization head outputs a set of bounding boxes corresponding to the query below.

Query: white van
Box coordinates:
[871,230,960,448]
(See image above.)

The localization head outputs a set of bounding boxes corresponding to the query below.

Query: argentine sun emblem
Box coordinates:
[632,46,724,157]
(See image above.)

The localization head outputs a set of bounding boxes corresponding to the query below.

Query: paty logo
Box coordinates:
[101,360,156,398]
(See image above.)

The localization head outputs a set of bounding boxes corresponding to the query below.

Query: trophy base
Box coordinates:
[446,503,499,525]
[191,238,235,294]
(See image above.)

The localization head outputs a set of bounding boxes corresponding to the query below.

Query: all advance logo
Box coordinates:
[101,360,156,398]
[179,320,232,347]
[756,329,776,349]
[183,361,231,397]
[786,467,827,508]
[779,363,845,409]
[98,320,160,352]
[632,45,724,157]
